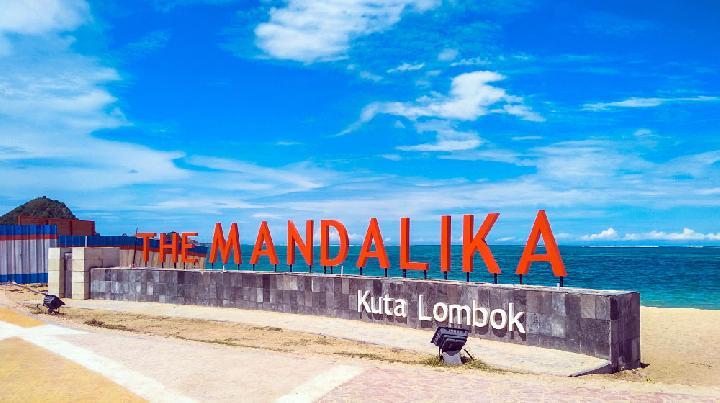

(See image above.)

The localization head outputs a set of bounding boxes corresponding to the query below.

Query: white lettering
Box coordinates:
[448,304,471,325]
[433,302,448,322]
[357,290,371,313]
[384,295,393,315]
[508,303,525,333]
[472,300,488,327]
[490,308,508,330]
[358,290,525,334]
[370,296,382,314]
[418,295,431,321]
[393,299,407,317]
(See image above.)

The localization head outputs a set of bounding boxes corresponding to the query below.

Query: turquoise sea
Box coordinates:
[207,245,720,310]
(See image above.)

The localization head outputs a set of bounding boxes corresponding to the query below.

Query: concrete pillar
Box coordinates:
[47,247,69,297]
[71,247,120,300]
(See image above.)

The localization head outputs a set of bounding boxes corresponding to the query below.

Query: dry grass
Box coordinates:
[1,284,504,373]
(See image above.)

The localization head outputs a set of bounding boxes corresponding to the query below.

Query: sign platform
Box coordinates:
[90,268,640,372]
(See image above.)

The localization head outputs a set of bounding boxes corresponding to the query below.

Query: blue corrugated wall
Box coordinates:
[0,225,56,283]
[1,226,209,283]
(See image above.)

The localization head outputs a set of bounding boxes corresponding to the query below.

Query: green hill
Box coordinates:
[0,196,76,225]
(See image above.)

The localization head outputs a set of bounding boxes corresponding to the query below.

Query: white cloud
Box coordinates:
[187,156,336,193]
[0,0,346,227]
[339,71,543,135]
[359,70,383,81]
[451,57,491,66]
[397,121,482,152]
[380,153,402,161]
[579,227,720,242]
[512,135,543,141]
[387,62,424,73]
[439,148,528,165]
[580,227,618,241]
[254,0,440,63]
[623,228,720,241]
[501,103,544,122]
[582,95,719,111]
[0,1,189,192]
[275,140,301,146]
[437,48,458,62]
[0,0,88,36]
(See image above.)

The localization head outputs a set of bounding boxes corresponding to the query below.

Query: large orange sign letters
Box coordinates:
[141,210,566,278]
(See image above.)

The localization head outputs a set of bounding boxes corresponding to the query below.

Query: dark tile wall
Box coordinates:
[90,268,640,372]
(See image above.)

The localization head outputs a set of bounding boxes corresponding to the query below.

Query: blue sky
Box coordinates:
[1,0,719,244]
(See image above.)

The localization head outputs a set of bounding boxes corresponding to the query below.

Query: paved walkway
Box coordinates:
[1,303,719,402]
[68,298,608,376]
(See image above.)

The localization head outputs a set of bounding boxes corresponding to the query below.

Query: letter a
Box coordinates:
[515,210,567,277]
[356,218,390,269]
[250,221,279,265]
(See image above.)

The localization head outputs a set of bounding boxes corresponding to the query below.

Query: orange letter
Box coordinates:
[250,221,279,265]
[356,218,389,268]
[462,214,501,274]
[137,232,156,263]
[516,210,567,277]
[209,223,241,265]
[159,232,179,263]
[287,220,314,266]
[181,232,199,264]
[400,218,428,270]
[320,219,349,266]
[440,216,451,272]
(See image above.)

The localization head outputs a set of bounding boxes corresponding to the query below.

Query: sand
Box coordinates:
[0,338,144,403]
[613,306,720,386]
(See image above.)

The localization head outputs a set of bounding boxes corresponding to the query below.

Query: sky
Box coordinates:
[0,0,719,245]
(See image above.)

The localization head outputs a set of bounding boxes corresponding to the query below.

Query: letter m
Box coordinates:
[209,223,241,265]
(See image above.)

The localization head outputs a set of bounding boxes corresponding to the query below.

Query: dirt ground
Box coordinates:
[4,284,719,388]
[1,285,472,371]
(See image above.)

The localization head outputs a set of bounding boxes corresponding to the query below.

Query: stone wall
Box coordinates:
[90,268,640,372]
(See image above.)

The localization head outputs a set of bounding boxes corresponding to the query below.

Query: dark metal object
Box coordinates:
[431,327,469,365]
[43,294,65,314]
[560,277,564,287]
[493,273,498,284]
[466,272,470,282]
[402,269,407,278]
[519,274,523,284]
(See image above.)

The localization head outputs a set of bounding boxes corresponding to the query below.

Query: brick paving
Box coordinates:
[321,367,718,402]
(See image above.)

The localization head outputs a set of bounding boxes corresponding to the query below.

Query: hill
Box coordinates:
[0,196,77,225]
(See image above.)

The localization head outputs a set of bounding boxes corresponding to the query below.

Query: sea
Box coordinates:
[206,245,720,310]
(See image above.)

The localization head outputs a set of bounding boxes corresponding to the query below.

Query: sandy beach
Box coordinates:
[621,306,720,386]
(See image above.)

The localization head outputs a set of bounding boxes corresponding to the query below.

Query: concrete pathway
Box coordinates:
[68,298,608,376]
[1,304,718,402]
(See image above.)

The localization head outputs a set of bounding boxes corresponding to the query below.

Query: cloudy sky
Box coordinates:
[1,0,719,244]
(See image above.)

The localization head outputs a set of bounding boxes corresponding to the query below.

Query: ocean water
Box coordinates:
[206,245,720,310]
